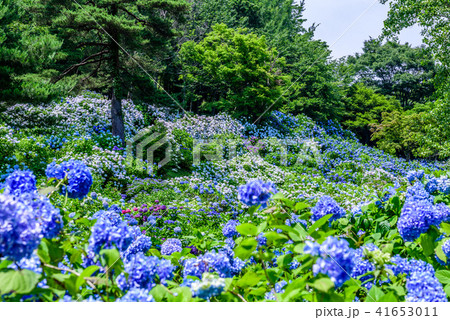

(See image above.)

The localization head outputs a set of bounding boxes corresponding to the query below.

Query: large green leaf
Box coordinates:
[0,269,40,295]
[236,223,257,236]
[234,238,257,260]
[308,214,333,235]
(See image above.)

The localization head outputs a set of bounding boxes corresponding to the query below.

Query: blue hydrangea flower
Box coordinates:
[92,210,122,226]
[222,220,239,238]
[18,192,63,239]
[256,233,267,247]
[46,160,93,199]
[308,237,357,287]
[435,203,450,224]
[406,271,447,302]
[389,256,444,302]
[405,182,433,203]
[310,195,346,223]
[265,280,287,300]
[442,240,450,261]
[351,244,378,289]
[4,170,37,196]
[117,253,174,291]
[122,235,152,261]
[189,273,226,300]
[0,194,44,261]
[406,170,424,183]
[425,178,439,194]
[238,180,277,208]
[397,200,441,242]
[161,238,182,256]
[119,288,154,302]
[225,238,235,248]
[174,226,182,233]
[157,259,176,283]
[88,217,135,255]
[388,255,435,277]
[183,250,242,279]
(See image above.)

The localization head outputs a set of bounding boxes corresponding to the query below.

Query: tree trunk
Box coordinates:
[111,89,125,145]
[110,4,125,146]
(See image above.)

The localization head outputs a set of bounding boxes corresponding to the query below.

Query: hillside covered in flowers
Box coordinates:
[1,93,450,302]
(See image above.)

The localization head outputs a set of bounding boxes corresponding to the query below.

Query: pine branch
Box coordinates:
[52,50,109,83]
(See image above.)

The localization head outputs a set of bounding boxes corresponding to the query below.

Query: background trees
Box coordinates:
[0,0,448,160]
[17,0,189,142]
[179,24,288,118]
[0,0,70,102]
[347,40,436,109]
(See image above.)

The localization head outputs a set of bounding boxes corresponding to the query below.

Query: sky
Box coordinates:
[301,0,424,58]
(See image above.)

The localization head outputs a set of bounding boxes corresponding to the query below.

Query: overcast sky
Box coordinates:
[301,0,423,58]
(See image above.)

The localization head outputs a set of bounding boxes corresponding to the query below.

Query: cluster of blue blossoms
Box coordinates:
[305,236,447,301]
[310,195,346,223]
[406,170,424,184]
[389,256,446,302]
[0,170,63,261]
[304,237,357,287]
[87,207,175,299]
[86,208,153,264]
[118,288,154,302]
[398,181,450,242]
[425,176,450,195]
[264,280,287,300]
[161,238,183,256]
[46,160,93,199]
[183,249,245,279]
[238,180,277,208]
[222,219,240,238]
[188,273,226,300]
[117,253,175,291]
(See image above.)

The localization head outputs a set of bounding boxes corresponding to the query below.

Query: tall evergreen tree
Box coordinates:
[347,40,436,108]
[22,0,189,143]
[0,0,70,102]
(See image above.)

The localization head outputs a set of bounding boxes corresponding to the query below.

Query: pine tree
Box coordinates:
[0,0,69,102]
[22,0,190,143]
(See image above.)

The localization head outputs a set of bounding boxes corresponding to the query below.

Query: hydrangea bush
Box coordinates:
[0,94,450,302]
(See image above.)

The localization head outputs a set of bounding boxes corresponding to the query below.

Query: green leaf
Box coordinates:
[366,286,384,302]
[0,269,40,295]
[308,214,333,235]
[295,202,309,211]
[0,259,12,270]
[149,249,162,258]
[168,287,192,302]
[236,223,257,236]
[436,270,450,285]
[236,271,262,288]
[441,223,450,235]
[264,231,288,242]
[234,238,257,260]
[309,278,334,293]
[99,249,123,274]
[436,244,447,264]
[444,284,450,297]
[276,254,293,268]
[271,193,287,201]
[76,265,100,289]
[69,249,83,264]
[420,233,436,256]
[378,291,397,302]
[150,284,168,302]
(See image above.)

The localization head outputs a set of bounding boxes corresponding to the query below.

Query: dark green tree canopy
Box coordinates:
[16,0,190,142]
[347,40,436,108]
[179,24,288,118]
